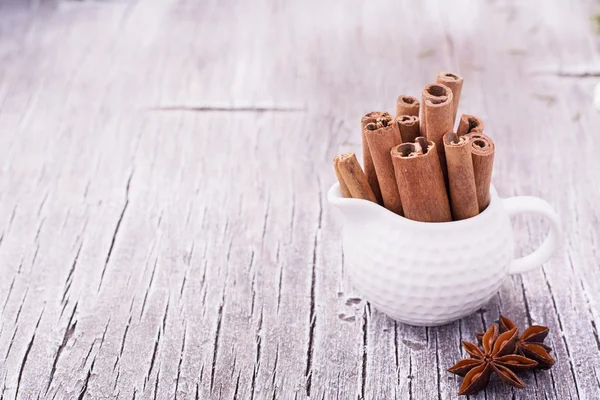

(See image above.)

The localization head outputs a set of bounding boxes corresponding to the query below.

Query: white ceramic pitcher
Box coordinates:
[328,183,561,326]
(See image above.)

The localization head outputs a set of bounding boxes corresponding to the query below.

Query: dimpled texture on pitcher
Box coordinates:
[343,202,514,326]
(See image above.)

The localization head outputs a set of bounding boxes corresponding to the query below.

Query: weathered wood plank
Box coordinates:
[1,0,600,399]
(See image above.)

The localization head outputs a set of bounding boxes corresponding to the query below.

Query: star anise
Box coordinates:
[498,315,555,369]
[449,324,538,395]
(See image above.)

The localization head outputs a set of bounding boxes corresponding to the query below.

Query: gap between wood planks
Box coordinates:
[147,105,307,113]
[530,68,600,78]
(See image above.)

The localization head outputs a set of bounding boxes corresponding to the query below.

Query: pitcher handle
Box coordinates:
[502,196,562,275]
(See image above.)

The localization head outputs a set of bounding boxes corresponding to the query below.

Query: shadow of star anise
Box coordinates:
[498,315,555,369]
[449,324,538,395]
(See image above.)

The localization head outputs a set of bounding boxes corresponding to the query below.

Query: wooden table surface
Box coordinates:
[1,0,600,399]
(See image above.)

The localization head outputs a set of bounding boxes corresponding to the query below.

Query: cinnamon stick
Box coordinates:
[421,83,454,183]
[364,121,404,215]
[360,111,391,204]
[391,138,452,222]
[435,71,464,124]
[334,153,377,202]
[396,115,420,143]
[395,95,420,117]
[333,157,352,198]
[443,132,479,220]
[468,133,495,212]
[457,114,484,136]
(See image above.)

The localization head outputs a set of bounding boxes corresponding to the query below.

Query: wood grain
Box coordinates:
[0,0,599,399]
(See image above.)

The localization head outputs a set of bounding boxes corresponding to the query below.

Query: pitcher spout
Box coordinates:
[327,183,385,222]
[327,183,352,215]
[327,182,344,204]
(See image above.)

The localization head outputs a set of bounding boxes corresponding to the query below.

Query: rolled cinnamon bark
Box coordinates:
[360,111,391,204]
[334,153,377,202]
[395,95,420,117]
[365,121,403,215]
[396,115,420,143]
[421,83,454,183]
[457,114,484,136]
[435,71,464,125]
[443,132,479,220]
[333,157,352,198]
[391,138,452,222]
[467,133,495,212]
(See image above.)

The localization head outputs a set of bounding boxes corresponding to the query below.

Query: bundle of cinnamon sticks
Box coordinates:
[334,72,495,223]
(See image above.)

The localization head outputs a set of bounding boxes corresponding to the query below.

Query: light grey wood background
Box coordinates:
[1,0,599,399]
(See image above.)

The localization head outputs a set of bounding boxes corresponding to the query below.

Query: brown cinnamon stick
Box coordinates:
[334,153,377,202]
[333,157,352,198]
[421,83,454,183]
[443,132,479,220]
[468,133,495,212]
[391,138,452,222]
[360,111,391,204]
[396,115,420,143]
[435,71,464,124]
[364,121,404,215]
[457,114,484,136]
[395,95,420,117]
